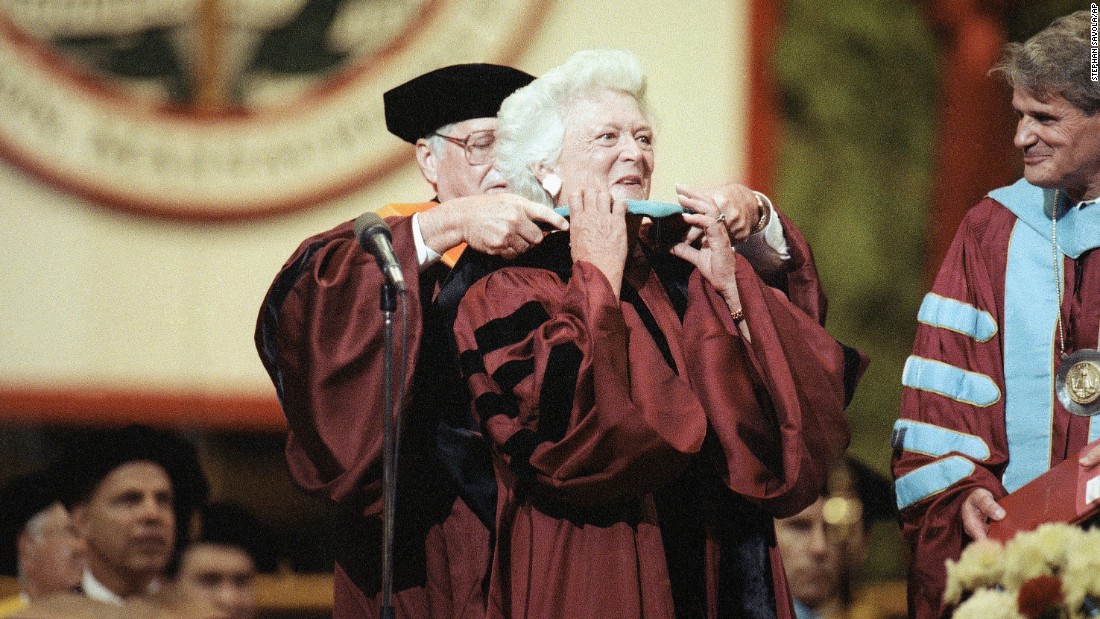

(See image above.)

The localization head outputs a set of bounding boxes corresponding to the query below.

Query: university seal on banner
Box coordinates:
[0,0,551,220]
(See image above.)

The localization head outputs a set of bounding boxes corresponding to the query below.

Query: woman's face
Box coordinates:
[552,89,654,202]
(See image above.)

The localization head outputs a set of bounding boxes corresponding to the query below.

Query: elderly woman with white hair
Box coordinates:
[453,49,857,618]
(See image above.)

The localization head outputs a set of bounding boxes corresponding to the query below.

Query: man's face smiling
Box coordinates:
[1012,87,1100,202]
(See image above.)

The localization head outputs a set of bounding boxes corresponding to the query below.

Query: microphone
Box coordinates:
[354,212,406,292]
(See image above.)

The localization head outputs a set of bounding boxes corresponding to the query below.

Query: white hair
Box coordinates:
[495,49,651,206]
[22,506,53,542]
[17,506,53,582]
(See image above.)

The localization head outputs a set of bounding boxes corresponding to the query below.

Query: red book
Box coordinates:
[987,439,1100,542]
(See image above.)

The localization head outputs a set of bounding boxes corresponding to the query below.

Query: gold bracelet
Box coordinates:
[730,308,745,322]
[750,194,769,235]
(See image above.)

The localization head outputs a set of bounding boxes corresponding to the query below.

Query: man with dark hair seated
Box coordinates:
[54,424,209,605]
[774,457,896,619]
[172,501,271,619]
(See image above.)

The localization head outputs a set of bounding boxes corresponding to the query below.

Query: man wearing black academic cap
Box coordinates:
[53,425,209,606]
[255,63,564,618]
[378,63,568,263]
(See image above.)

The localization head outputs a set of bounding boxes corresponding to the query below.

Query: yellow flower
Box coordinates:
[1060,528,1100,615]
[1001,523,1085,589]
[945,523,1100,618]
[945,538,1005,605]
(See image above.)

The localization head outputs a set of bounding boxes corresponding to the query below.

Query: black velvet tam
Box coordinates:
[53,424,209,558]
[383,63,534,143]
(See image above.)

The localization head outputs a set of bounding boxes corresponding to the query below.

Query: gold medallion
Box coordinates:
[1067,360,1100,404]
[1056,349,1100,416]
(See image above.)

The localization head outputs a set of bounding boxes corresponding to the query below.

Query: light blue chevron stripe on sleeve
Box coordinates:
[917,293,997,342]
[891,419,990,460]
[902,356,1001,407]
[895,456,975,510]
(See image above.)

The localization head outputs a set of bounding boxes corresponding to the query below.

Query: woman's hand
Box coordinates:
[568,186,628,298]
[675,183,764,245]
[670,210,745,328]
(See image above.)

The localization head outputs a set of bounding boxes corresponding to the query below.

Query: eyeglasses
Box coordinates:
[433,129,496,166]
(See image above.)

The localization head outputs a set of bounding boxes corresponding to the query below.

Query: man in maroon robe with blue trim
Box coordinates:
[892,11,1100,618]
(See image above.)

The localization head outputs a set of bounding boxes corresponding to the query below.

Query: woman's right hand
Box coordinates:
[567,186,628,298]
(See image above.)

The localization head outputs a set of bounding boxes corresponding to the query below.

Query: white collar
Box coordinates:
[81,569,124,605]
[80,568,160,605]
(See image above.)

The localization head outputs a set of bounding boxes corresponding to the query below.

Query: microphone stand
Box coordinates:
[380,281,399,619]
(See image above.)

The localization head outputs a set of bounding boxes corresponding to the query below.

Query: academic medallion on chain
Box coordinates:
[1057,349,1100,416]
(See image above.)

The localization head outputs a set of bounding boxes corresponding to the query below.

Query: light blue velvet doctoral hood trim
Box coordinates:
[988,178,1100,491]
[989,177,1100,259]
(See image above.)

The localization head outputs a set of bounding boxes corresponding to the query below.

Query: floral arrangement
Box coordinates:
[944,523,1100,618]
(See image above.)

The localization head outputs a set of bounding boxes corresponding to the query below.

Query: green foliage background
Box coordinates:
[775,0,935,476]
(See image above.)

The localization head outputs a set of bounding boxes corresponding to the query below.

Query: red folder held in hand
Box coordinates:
[987,439,1100,542]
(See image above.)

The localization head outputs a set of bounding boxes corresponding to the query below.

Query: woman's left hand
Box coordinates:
[675,183,762,245]
[669,210,740,306]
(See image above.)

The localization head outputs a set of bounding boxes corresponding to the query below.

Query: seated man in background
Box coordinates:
[172,502,269,619]
[774,457,896,619]
[0,472,86,616]
[54,424,209,605]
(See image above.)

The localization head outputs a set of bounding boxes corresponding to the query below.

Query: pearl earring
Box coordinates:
[541,173,562,199]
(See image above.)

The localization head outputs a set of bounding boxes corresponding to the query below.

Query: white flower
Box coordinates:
[952,588,1024,619]
[945,538,1005,605]
[945,523,1100,618]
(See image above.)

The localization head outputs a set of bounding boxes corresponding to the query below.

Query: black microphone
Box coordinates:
[354,212,406,292]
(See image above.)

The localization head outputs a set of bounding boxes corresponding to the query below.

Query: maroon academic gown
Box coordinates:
[893,186,1100,618]
[453,234,853,618]
[256,214,492,619]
